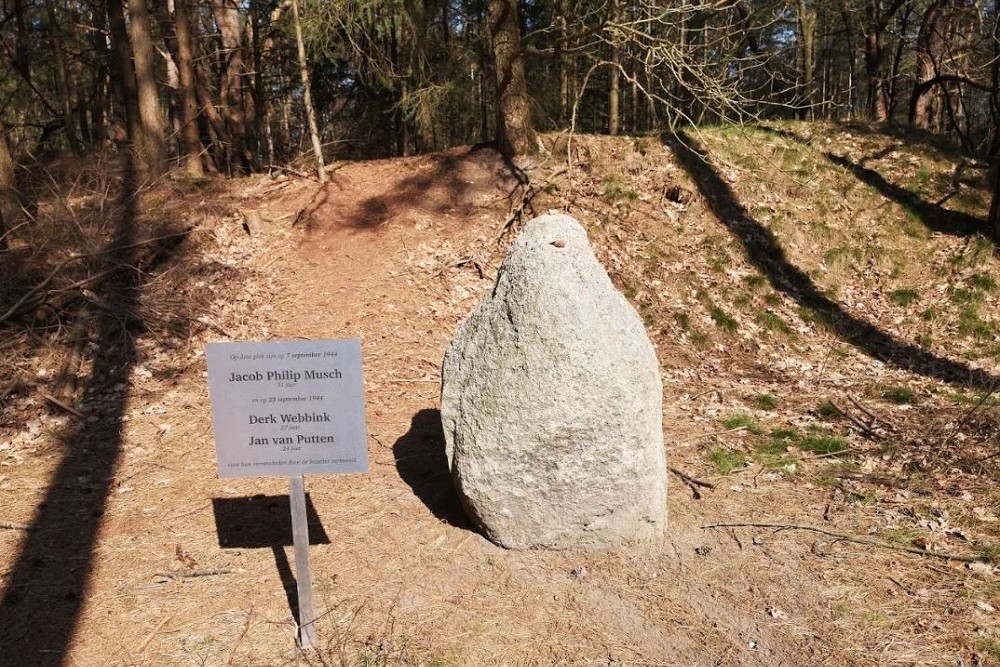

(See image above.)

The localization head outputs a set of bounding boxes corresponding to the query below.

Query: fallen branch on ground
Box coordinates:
[702,522,989,563]
[43,393,86,418]
[155,567,233,580]
[669,466,715,499]
[1,521,31,531]
[0,228,194,325]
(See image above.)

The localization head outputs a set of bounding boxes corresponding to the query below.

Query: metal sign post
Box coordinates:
[205,338,369,651]
[289,476,317,648]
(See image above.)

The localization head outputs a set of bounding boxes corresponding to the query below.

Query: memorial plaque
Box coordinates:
[206,339,368,478]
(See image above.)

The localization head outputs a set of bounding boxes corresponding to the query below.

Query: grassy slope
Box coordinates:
[542,122,1000,662]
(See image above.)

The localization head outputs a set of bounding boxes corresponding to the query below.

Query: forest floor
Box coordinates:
[1,122,999,667]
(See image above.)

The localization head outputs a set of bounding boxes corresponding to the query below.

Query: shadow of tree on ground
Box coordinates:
[761,125,987,240]
[666,130,998,392]
[0,150,188,666]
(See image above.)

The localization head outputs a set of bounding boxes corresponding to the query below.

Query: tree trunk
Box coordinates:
[107,0,141,147]
[128,0,168,176]
[174,0,205,178]
[990,168,1000,243]
[211,0,252,173]
[909,0,957,129]
[43,0,83,156]
[608,0,621,135]
[89,3,109,145]
[796,0,817,120]
[290,0,327,181]
[487,0,538,159]
[557,0,569,123]
[864,32,890,121]
[0,121,14,251]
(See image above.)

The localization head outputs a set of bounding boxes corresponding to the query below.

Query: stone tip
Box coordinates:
[519,213,588,248]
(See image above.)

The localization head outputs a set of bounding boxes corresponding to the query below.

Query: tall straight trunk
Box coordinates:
[0,121,14,251]
[796,0,817,120]
[487,0,538,158]
[608,0,621,135]
[13,0,31,87]
[128,0,168,175]
[174,0,204,178]
[557,0,569,123]
[290,0,326,181]
[250,0,265,158]
[865,32,890,121]
[211,0,251,173]
[90,4,109,145]
[107,0,141,146]
[43,0,83,156]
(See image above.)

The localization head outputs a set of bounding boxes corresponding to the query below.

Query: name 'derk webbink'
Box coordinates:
[229,369,343,382]
[249,412,332,424]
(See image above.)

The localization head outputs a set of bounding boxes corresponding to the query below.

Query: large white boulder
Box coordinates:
[441,213,666,549]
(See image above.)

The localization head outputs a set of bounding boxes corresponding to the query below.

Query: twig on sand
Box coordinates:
[702,522,988,563]
[43,393,86,418]
[135,615,173,654]
[155,567,233,580]
[669,466,715,499]
[0,521,31,531]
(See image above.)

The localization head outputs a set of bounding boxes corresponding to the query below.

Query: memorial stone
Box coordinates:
[441,213,666,549]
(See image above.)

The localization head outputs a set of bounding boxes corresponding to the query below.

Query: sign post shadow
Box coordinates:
[206,339,368,649]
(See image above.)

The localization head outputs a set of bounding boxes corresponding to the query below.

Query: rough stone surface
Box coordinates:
[441,213,666,550]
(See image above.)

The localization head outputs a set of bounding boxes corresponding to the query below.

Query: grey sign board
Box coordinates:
[206,339,369,478]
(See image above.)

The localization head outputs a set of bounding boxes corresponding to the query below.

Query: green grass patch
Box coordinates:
[951,287,982,306]
[975,639,1000,660]
[977,543,1000,562]
[798,305,834,331]
[947,390,1000,407]
[602,174,639,205]
[882,385,917,404]
[722,412,763,434]
[958,305,994,339]
[889,288,919,307]
[690,330,712,350]
[799,432,849,455]
[970,273,998,292]
[818,401,841,419]
[710,306,738,332]
[823,246,862,268]
[756,310,793,335]
[755,393,779,410]
[770,427,801,441]
[673,312,691,331]
[920,307,937,321]
[709,448,744,475]
[744,274,767,289]
[884,528,920,545]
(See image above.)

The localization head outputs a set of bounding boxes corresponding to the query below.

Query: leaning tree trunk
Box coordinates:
[487,0,538,159]
[290,0,326,182]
